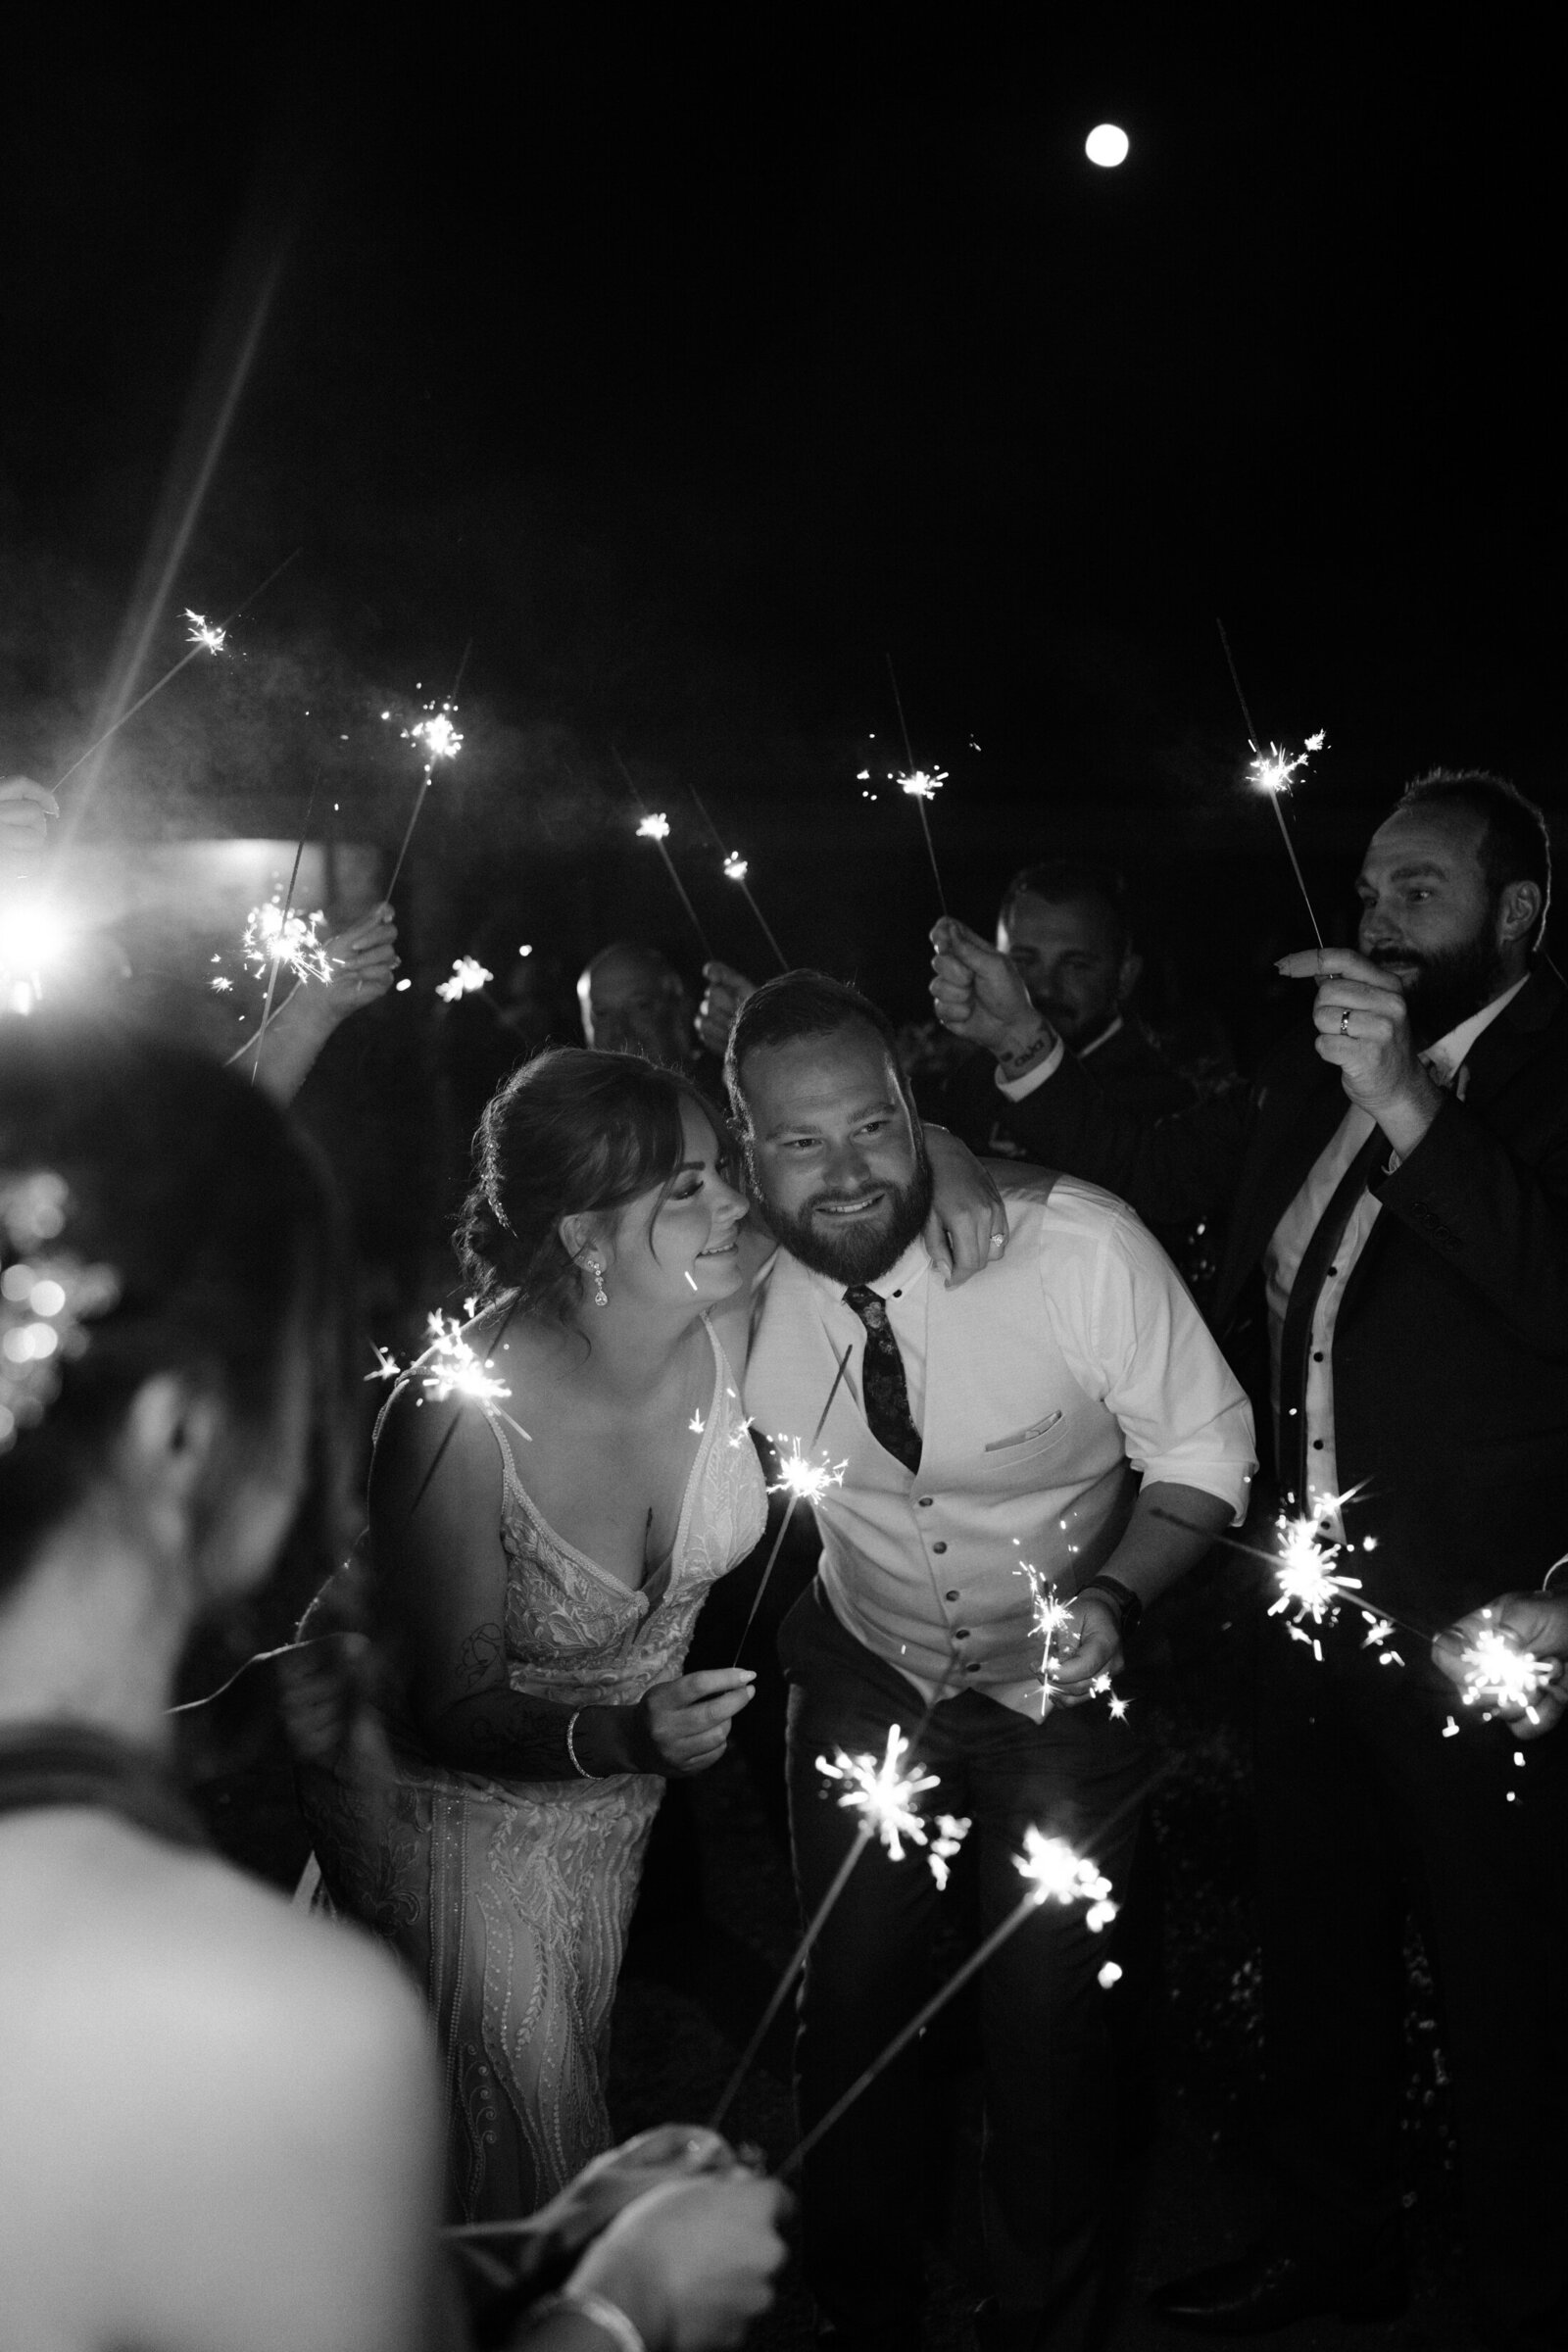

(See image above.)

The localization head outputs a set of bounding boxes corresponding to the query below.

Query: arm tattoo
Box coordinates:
[456,1621,505,1690]
[439,1684,595,1781]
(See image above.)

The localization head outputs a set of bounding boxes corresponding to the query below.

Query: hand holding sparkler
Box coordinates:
[695,959,757,1057]
[927,916,1054,1066]
[1432,1593,1568,1740]
[0,778,58,879]
[1275,947,1445,1155]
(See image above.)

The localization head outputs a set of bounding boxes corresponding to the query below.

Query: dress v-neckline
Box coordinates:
[497,1318,726,1603]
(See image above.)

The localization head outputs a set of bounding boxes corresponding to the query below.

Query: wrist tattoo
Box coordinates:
[997,1023,1052,1074]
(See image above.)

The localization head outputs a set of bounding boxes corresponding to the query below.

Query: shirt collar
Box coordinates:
[1422,974,1529,1084]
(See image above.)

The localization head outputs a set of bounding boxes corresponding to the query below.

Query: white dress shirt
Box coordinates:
[744,1169,1255,1718]
[1264,977,1528,1527]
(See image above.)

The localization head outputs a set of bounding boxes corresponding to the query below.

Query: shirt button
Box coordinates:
[932,1541,948,1553]
[1312,1351,1324,1362]
[965,1663,982,1675]
[1328,1265,1338,1277]
[917,1496,933,1508]
[945,1590,959,1602]
[954,1629,970,1641]
[1312,1439,1325,1450]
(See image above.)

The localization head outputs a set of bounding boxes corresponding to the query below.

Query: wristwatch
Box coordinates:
[1076,1575,1143,1643]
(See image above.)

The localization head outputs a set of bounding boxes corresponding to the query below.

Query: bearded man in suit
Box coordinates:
[930,770,1568,2347]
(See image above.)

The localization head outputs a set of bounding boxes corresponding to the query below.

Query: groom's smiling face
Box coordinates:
[735,1018,932,1285]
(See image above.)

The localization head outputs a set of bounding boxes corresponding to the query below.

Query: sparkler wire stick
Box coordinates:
[684,781,790,972]
[778,1764,1165,2180]
[168,1631,339,1715]
[708,1662,959,2133]
[52,548,303,795]
[250,778,319,1083]
[729,1343,855,1667]
[886,652,949,916]
[612,753,717,961]
[1214,618,1324,949]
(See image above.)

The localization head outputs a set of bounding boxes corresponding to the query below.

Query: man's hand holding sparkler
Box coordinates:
[695,959,757,1057]
[1276,947,1446,1159]
[0,777,58,879]
[1044,1592,1126,1699]
[322,902,401,1009]
[928,917,1056,1071]
[1432,1592,1568,1740]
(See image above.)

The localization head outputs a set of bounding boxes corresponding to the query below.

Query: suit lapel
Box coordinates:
[1453,967,1561,1110]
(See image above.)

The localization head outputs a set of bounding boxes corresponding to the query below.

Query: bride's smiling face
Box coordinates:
[595,1099,750,1311]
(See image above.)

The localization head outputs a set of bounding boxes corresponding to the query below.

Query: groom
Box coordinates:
[727,972,1255,2352]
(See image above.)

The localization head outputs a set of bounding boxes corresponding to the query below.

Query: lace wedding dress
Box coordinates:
[299,1319,765,2220]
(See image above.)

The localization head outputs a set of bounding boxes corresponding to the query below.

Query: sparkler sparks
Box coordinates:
[722,852,748,882]
[183,610,226,655]
[242,900,334,986]
[897,767,948,801]
[435,956,493,1004]
[409,710,463,765]
[1248,731,1327,797]
[366,1343,403,1383]
[1457,1619,1556,1723]
[1014,1827,1118,1931]
[1018,1562,1074,1686]
[1267,1504,1365,1634]
[817,1725,941,1862]
[769,1439,849,1508]
[636,811,670,841]
[926,1813,972,1891]
[420,1313,513,1407]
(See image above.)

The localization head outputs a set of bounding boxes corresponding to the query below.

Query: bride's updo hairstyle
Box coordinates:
[0,1013,350,1597]
[457,1048,723,1322]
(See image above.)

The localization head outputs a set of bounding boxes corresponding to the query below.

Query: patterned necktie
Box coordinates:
[843,1285,923,1473]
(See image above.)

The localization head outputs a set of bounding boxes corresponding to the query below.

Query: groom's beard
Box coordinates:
[757,1155,935,1286]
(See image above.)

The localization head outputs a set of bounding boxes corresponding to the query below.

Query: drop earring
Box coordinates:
[587,1257,609,1308]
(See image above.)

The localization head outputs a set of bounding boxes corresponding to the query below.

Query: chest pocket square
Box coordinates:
[984,1410,1065,1457]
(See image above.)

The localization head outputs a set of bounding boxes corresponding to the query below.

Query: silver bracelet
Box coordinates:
[526,2288,645,2352]
[564,1709,591,1778]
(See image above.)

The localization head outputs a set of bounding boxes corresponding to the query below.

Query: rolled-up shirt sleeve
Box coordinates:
[1050,1202,1256,1521]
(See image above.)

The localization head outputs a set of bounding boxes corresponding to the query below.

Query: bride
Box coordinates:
[302,1044,1000,2222]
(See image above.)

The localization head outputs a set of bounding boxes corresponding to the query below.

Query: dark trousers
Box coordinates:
[781,1583,1149,2350]
[1255,1626,1568,2337]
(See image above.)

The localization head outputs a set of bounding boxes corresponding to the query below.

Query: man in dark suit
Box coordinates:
[930,771,1568,2347]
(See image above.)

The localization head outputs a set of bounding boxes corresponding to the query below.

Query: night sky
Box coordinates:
[3,15,1562,1020]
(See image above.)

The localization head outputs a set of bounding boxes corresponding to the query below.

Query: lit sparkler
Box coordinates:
[419,1312,514,1407]
[1018,1562,1074,1687]
[817,1725,941,1863]
[184,610,226,655]
[243,899,334,987]
[637,811,670,842]
[781,1808,1131,2180]
[682,780,790,970]
[1214,620,1327,945]
[435,956,494,1004]
[384,695,465,898]
[710,1712,955,2133]
[770,1440,849,1509]
[1457,1618,1556,1724]
[366,1343,402,1383]
[729,1344,855,1666]
[52,548,301,798]
[884,654,950,913]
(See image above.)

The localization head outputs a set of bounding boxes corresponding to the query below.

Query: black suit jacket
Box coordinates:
[995,967,1568,1636]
